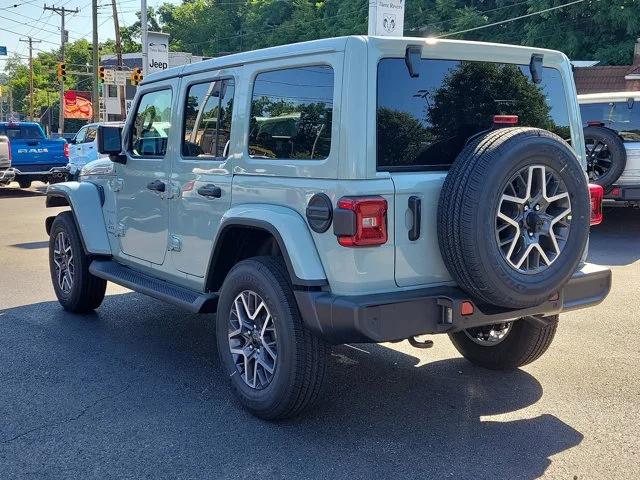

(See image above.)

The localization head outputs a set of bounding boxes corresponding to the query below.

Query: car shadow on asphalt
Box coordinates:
[0,185,46,198]
[0,293,583,480]
[588,207,640,266]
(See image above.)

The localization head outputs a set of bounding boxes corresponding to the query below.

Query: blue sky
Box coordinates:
[0,0,179,66]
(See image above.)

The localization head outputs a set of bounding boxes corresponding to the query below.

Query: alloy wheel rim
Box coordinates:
[53,231,74,294]
[585,138,612,182]
[464,322,512,346]
[228,290,278,390]
[495,165,572,274]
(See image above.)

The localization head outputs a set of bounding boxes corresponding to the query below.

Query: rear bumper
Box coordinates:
[13,165,69,178]
[604,184,640,204]
[0,168,15,183]
[295,263,611,344]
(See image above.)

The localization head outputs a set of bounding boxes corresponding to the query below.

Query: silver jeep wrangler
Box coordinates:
[46,36,611,419]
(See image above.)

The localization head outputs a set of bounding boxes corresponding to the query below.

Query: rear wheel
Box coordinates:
[449,315,558,370]
[49,212,106,313]
[216,256,329,420]
[17,178,31,189]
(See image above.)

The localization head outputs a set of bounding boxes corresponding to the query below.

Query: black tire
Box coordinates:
[215,256,329,420]
[17,178,31,189]
[438,127,590,309]
[49,212,107,313]
[583,125,626,188]
[449,315,558,370]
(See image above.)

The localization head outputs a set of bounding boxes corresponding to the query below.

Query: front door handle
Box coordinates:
[147,179,166,192]
[197,184,222,198]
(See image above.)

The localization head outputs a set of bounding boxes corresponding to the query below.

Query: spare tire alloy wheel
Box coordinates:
[496,165,571,273]
[583,125,627,188]
[228,290,278,390]
[437,127,590,309]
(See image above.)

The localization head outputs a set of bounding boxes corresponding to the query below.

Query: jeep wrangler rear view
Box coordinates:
[45,36,611,420]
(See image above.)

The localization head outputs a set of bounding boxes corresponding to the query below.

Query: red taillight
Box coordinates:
[493,115,519,126]
[63,143,70,158]
[610,186,621,197]
[337,196,388,247]
[589,184,604,226]
[460,301,474,316]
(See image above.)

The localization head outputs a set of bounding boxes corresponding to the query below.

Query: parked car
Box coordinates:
[578,91,640,207]
[67,121,124,179]
[0,135,15,186]
[0,122,69,188]
[45,36,611,420]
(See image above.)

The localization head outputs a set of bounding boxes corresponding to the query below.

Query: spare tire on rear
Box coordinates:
[583,125,626,188]
[437,127,590,309]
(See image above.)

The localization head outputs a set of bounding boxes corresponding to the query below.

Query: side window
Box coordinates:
[182,79,235,158]
[130,89,172,157]
[249,65,334,160]
[581,101,640,142]
[74,127,87,144]
[85,127,97,143]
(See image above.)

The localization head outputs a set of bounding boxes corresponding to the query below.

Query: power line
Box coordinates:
[437,0,588,38]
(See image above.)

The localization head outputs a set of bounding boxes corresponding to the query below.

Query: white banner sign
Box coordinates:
[147,31,170,75]
[103,69,116,83]
[115,70,129,87]
[368,0,405,37]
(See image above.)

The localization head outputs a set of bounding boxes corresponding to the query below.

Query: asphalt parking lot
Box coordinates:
[0,183,638,480]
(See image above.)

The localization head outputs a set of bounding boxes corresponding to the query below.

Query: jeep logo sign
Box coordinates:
[147,31,170,74]
[368,0,404,37]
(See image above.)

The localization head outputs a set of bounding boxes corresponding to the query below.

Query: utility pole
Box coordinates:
[45,4,79,134]
[8,87,13,120]
[19,37,41,121]
[141,0,148,76]
[91,0,99,122]
[111,0,127,120]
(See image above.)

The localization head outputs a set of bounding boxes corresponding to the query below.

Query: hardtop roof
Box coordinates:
[142,35,567,85]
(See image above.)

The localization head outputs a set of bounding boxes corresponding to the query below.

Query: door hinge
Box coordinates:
[114,222,126,238]
[109,178,124,192]
[168,235,182,252]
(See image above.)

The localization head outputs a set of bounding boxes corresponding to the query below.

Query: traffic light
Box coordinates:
[56,62,66,81]
[130,67,143,86]
[99,66,105,83]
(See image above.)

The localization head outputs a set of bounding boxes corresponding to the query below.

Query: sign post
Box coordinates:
[368,0,405,37]
[147,31,170,75]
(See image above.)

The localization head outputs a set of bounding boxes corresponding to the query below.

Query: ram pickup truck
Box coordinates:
[0,122,69,188]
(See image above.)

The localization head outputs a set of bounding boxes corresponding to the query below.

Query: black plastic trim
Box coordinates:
[295,264,611,344]
[90,259,218,313]
[408,196,421,241]
[306,193,333,233]
[210,218,328,288]
[333,208,356,236]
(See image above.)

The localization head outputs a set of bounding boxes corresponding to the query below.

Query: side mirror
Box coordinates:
[97,125,126,164]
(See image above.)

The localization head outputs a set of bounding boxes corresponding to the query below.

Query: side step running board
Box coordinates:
[89,259,218,313]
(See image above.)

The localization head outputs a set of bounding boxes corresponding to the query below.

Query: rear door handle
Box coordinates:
[147,179,166,192]
[197,184,222,198]
[408,196,421,241]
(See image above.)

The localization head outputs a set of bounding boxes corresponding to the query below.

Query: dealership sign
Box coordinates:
[368,0,405,37]
[147,31,170,75]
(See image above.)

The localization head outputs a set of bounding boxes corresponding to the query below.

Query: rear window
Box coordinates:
[580,101,640,142]
[0,125,45,140]
[377,59,571,171]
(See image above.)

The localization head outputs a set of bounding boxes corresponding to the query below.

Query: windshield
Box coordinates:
[579,101,640,142]
[377,58,571,171]
[0,124,45,140]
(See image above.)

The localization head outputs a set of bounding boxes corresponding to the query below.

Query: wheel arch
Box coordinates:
[45,182,112,256]
[205,205,327,292]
